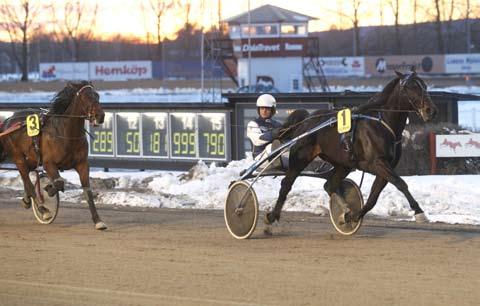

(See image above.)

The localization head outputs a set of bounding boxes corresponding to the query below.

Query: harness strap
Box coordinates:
[0,122,23,138]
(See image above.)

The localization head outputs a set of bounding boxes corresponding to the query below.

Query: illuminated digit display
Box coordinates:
[142,112,168,157]
[116,112,141,156]
[170,113,196,158]
[198,113,226,159]
[89,112,114,156]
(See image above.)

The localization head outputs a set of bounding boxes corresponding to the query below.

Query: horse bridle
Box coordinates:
[69,84,99,122]
[399,75,428,117]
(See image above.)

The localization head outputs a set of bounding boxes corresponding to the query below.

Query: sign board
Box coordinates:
[317,57,365,77]
[445,53,480,74]
[233,38,307,58]
[435,134,480,157]
[365,55,445,76]
[39,62,89,80]
[88,111,229,162]
[89,61,152,81]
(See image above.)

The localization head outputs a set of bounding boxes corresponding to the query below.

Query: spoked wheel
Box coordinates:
[224,180,259,239]
[32,173,59,224]
[329,178,364,236]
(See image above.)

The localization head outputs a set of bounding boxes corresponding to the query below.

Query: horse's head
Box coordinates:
[71,82,104,126]
[395,70,438,122]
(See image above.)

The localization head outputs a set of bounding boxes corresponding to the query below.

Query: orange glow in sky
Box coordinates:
[0,0,474,42]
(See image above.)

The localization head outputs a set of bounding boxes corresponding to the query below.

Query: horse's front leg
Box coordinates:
[75,161,107,230]
[348,176,388,222]
[370,159,427,222]
[43,161,64,196]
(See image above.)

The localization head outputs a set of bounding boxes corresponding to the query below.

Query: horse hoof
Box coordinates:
[95,221,108,230]
[415,212,428,223]
[21,198,31,209]
[42,211,52,221]
[263,225,273,236]
[264,212,276,225]
[44,184,57,197]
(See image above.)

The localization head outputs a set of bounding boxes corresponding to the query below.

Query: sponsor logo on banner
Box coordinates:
[89,61,152,81]
[233,37,306,57]
[316,57,365,77]
[445,54,480,74]
[365,55,445,76]
[39,62,89,80]
[436,134,480,157]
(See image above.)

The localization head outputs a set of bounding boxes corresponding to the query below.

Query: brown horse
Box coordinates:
[265,70,438,226]
[0,81,107,230]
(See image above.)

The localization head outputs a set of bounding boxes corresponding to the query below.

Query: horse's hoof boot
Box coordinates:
[414,212,428,223]
[95,221,108,230]
[21,198,31,209]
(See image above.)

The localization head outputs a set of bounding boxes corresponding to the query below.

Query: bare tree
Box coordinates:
[141,0,177,61]
[433,0,446,53]
[51,0,98,61]
[0,0,41,81]
[388,0,402,54]
[333,0,363,56]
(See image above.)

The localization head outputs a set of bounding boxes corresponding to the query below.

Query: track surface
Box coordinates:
[0,200,479,306]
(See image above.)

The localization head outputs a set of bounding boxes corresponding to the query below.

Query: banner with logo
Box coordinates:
[232,38,307,58]
[89,61,152,81]
[435,134,480,157]
[318,57,365,77]
[39,62,89,80]
[445,54,480,74]
[365,55,445,76]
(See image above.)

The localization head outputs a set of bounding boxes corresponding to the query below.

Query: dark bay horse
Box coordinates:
[265,71,438,226]
[0,81,107,230]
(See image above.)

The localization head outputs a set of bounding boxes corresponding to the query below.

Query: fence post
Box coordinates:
[429,132,437,175]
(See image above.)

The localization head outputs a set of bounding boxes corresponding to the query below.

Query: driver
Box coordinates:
[246,94,283,168]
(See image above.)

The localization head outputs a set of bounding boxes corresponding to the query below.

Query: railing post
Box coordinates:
[429,132,437,175]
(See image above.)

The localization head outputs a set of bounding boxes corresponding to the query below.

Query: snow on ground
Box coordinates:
[1,159,479,226]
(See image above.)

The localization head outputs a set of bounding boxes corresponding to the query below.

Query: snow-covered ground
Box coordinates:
[1,158,479,225]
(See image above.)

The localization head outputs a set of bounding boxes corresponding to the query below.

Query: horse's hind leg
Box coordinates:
[14,159,36,209]
[75,161,107,230]
[349,176,388,222]
[370,159,427,222]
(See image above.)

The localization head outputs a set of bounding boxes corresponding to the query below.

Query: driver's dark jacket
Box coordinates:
[246,117,282,158]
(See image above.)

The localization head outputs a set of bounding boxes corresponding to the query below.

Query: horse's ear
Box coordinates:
[394,70,404,78]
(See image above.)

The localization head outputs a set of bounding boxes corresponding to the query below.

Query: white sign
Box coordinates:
[39,62,89,80]
[89,61,152,81]
[436,134,480,157]
[445,54,480,74]
[319,57,365,77]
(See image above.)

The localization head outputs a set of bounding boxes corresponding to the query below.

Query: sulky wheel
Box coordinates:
[32,173,60,225]
[329,178,364,236]
[224,180,259,239]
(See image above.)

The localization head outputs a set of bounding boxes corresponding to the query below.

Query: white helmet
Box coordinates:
[256,94,276,108]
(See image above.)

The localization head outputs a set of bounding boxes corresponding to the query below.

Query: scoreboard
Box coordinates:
[88,110,230,162]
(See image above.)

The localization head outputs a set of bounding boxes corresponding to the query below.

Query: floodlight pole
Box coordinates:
[247,0,251,87]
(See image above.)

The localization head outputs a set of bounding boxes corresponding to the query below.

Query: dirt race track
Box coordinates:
[0,199,479,306]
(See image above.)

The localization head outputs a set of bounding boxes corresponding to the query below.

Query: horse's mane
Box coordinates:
[50,81,89,114]
[355,77,401,112]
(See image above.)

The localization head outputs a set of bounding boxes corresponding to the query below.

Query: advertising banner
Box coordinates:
[317,57,365,77]
[39,62,89,80]
[233,37,307,58]
[89,61,152,81]
[435,134,480,157]
[445,53,480,74]
[365,55,445,76]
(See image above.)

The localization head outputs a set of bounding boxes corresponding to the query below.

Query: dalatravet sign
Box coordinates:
[89,61,152,81]
[365,55,445,76]
[233,38,306,57]
[39,62,89,80]
[445,53,480,74]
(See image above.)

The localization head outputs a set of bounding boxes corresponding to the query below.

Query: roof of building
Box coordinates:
[224,4,316,25]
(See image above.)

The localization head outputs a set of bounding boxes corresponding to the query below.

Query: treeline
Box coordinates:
[0,19,479,76]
